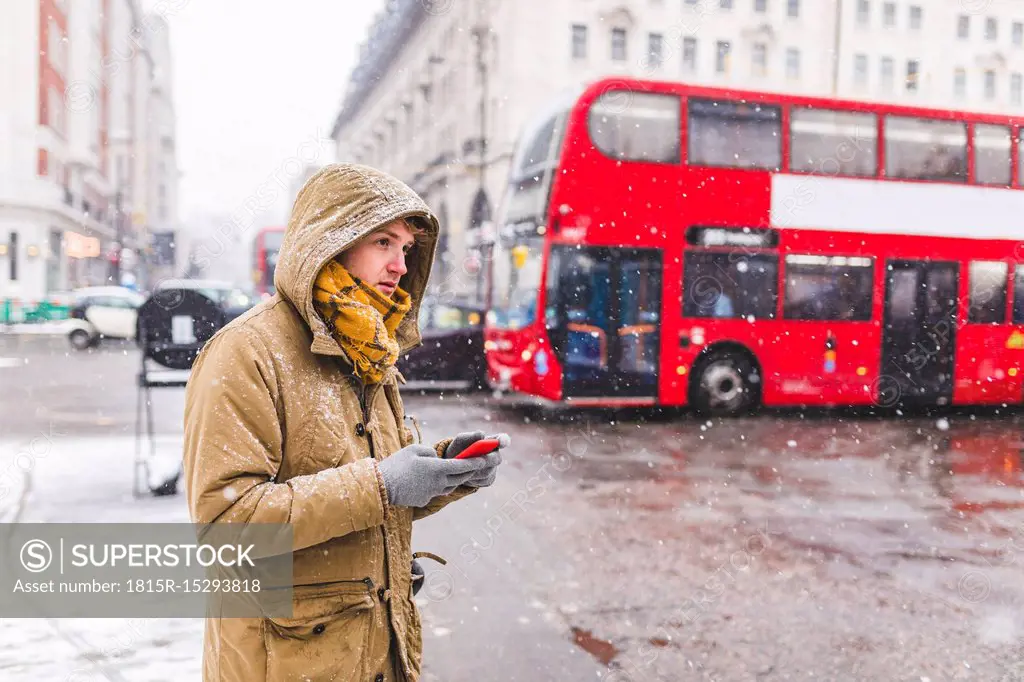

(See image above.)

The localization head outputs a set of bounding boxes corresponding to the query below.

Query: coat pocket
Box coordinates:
[263,580,375,681]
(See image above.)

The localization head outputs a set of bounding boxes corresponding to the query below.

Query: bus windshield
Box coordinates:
[488,238,544,330]
[490,92,574,329]
[502,95,572,230]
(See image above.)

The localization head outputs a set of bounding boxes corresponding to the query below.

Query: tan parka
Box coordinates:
[182,164,475,681]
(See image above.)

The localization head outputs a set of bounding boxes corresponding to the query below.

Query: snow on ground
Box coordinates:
[0,434,204,681]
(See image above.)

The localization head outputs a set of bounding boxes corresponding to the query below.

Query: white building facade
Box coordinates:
[0,0,181,308]
[332,0,1024,302]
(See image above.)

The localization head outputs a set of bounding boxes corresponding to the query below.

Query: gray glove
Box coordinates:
[377,444,490,508]
[444,431,510,488]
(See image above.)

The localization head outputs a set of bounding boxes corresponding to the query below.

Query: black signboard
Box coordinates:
[686,226,779,249]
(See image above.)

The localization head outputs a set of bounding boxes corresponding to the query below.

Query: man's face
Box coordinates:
[338,219,415,298]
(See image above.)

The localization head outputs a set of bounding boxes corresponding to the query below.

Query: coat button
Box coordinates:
[312,623,326,635]
[375,675,384,682]
[377,586,387,600]
[355,423,366,437]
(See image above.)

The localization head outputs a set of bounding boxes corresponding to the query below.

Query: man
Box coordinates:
[183,164,506,681]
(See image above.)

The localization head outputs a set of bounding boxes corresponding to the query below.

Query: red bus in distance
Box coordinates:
[485,77,1024,415]
[252,227,285,299]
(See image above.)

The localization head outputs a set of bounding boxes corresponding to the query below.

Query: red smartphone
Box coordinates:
[453,438,501,460]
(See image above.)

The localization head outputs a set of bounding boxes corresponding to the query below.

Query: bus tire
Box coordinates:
[690,349,761,417]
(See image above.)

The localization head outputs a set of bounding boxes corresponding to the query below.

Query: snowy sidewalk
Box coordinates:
[0,434,203,681]
[0,430,604,681]
[0,321,73,336]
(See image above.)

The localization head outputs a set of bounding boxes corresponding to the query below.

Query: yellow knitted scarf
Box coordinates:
[312,260,411,384]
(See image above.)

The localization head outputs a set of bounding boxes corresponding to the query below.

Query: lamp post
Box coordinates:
[110,189,125,285]
[471,22,492,307]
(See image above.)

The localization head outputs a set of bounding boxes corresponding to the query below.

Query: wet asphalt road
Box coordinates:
[3,335,1024,680]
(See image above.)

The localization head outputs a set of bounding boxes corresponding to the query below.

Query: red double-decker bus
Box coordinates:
[485,77,1024,415]
[252,226,285,298]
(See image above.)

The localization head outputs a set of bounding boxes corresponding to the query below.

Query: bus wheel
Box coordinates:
[691,351,760,417]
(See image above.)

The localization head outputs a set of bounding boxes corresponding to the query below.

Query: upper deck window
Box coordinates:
[688,98,782,170]
[884,115,967,182]
[789,108,877,177]
[588,90,681,164]
[974,123,1011,186]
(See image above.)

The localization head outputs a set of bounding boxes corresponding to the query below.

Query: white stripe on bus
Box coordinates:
[770,173,1024,241]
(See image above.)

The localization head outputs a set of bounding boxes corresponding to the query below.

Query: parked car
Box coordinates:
[398,297,487,391]
[66,286,146,350]
[152,279,255,321]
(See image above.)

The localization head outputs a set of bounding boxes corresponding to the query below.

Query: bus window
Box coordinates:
[884,116,967,182]
[688,98,782,170]
[519,116,557,171]
[1014,265,1024,323]
[968,260,1008,324]
[682,252,778,319]
[974,124,1011,186]
[790,108,877,177]
[588,91,681,163]
[1019,133,1024,188]
[783,255,874,321]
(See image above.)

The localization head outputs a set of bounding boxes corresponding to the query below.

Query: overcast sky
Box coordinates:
[155,1,385,223]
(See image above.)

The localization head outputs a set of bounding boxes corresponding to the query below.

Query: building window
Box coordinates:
[906,59,920,91]
[1012,73,1023,105]
[787,0,799,18]
[683,37,697,72]
[909,6,922,30]
[48,87,64,136]
[985,69,997,99]
[857,0,869,26]
[752,42,767,76]
[755,0,768,13]
[954,68,966,99]
[716,41,731,74]
[611,28,627,61]
[880,57,894,91]
[854,54,868,87]
[48,18,67,76]
[786,48,800,79]
[720,0,733,8]
[648,32,664,68]
[883,2,895,27]
[1014,22,1023,46]
[571,24,587,60]
[986,17,997,41]
[957,15,969,39]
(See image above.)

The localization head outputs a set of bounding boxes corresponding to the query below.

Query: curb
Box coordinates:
[0,322,72,336]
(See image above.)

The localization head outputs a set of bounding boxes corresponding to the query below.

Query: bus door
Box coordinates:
[545,246,662,401]
[881,260,959,405]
